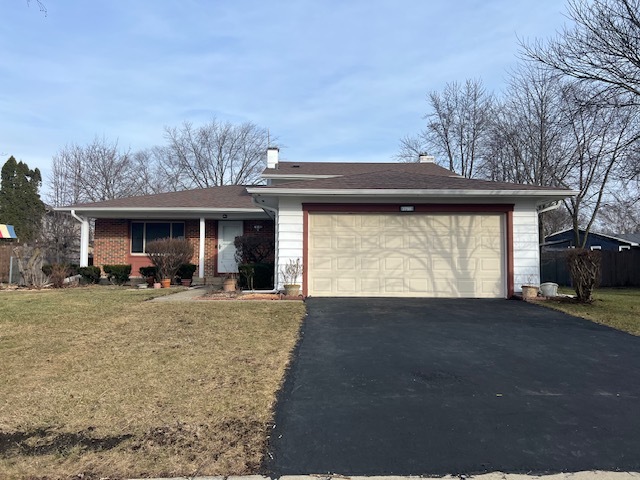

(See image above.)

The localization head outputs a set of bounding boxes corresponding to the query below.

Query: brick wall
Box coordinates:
[94,219,129,269]
[93,218,275,279]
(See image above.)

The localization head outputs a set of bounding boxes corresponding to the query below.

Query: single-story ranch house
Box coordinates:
[58,149,575,298]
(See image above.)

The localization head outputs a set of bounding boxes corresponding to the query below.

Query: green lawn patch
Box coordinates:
[0,286,305,479]
[539,287,640,336]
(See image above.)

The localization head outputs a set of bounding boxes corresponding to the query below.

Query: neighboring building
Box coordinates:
[57,150,575,298]
[543,229,640,252]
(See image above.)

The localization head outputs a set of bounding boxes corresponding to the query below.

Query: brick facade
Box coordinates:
[93,218,274,279]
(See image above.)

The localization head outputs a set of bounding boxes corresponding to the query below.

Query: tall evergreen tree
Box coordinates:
[0,156,46,242]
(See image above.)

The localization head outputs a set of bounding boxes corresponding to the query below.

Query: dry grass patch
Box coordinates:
[539,287,640,336]
[0,287,305,479]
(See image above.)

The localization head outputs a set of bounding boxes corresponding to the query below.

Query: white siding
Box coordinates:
[276,197,304,289]
[512,201,540,292]
[272,196,543,294]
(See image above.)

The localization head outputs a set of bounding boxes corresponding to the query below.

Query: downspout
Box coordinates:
[537,201,561,214]
[70,209,90,268]
[250,196,279,293]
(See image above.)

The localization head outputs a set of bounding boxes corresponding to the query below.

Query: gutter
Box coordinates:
[246,187,578,197]
[69,209,84,223]
[56,207,264,213]
[536,201,562,214]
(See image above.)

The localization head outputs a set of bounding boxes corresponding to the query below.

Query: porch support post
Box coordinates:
[79,218,89,267]
[198,217,205,278]
[71,210,90,268]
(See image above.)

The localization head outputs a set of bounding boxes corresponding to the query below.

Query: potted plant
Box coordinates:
[146,238,194,288]
[177,263,197,286]
[280,258,302,297]
[521,275,539,299]
[222,273,238,292]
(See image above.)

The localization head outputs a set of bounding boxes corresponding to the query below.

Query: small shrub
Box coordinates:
[238,262,273,290]
[42,263,79,277]
[567,249,601,302]
[78,266,101,284]
[49,263,70,288]
[103,264,132,286]
[176,263,197,281]
[146,238,194,282]
[139,266,159,282]
[234,235,275,264]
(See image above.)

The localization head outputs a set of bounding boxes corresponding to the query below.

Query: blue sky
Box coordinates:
[1,0,567,187]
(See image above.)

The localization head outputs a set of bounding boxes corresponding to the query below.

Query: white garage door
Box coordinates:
[308,213,505,298]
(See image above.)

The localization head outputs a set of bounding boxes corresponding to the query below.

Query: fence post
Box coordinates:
[9,256,13,285]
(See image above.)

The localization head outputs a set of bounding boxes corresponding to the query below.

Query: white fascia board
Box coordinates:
[54,207,263,213]
[246,187,578,198]
[53,206,267,219]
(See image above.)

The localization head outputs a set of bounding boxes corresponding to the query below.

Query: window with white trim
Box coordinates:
[131,221,185,254]
[619,245,631,252]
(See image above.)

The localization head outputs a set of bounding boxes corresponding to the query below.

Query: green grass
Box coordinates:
[0,286,306,479]
[539,287,640,336]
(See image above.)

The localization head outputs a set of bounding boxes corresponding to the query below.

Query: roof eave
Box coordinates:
[55,206,268,219]
[246,187,578,198]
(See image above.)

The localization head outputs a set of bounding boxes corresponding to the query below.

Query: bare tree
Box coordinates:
[484,66,570,186]
[521,0,640,101]
[397,79,493,178]
[49,137,142,206]
[595,181,640,233]
[131,148,182,195]
[161,119,270,188]
[26,0,47,16]
[559,87,640,246]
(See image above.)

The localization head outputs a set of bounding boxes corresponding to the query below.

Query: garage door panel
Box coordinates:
[312,256,333,271]
[384,278,404,292]
[308,213,505,298]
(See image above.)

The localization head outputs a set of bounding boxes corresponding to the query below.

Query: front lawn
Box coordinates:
[0,287,305,479]
[539,287,640,336]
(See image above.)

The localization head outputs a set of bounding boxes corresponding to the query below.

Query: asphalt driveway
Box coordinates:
[266,298,640,476]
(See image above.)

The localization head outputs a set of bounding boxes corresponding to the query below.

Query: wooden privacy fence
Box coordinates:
[541,250,640,287]
[0,243,16,283]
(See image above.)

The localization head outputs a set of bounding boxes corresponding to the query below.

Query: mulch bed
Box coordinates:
[199,291,304,301]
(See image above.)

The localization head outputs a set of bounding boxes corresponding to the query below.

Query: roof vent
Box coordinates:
[419,154,435,163]
[291,164,300,168]
[267,147,279,169]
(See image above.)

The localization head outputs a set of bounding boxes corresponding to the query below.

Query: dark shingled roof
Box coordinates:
[67,185,258,209]
[255,170,568,191]
[263,161,458,177]
[617,233,640,244]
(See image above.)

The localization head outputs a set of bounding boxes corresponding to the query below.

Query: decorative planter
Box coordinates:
[521,285,539,299]
[153,282,162,289]
[284,284,301,297]
[181,279,192,287]
[540,282,559,297]
[161,278,171,289]
[222,278,237,292]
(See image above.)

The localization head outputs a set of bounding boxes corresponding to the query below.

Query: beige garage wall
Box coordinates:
[308,213,505,298]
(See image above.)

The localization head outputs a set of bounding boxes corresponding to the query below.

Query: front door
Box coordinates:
[218,221,243,273]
